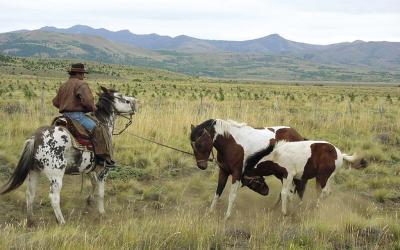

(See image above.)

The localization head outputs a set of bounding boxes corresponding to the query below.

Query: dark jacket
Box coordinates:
[52,76,96,113]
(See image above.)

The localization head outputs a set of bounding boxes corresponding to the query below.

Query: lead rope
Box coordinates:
[112,113,133,135]
[115,131,216,163]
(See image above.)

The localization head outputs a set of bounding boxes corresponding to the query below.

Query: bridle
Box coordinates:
[191,127,217,165]
[113,113,133,135]
[99,95,135,136]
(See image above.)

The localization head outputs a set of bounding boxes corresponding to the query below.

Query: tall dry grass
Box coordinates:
[0,72,400,249]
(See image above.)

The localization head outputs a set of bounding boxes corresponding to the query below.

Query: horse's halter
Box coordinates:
[99,94,135,135]
[191,129,215,165]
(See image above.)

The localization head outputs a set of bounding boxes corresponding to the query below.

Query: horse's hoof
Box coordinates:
[27,219,36,228]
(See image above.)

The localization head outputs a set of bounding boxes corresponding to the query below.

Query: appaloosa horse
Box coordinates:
[0,87,136,225]
[244,140,367,215]
[190,119,305,219]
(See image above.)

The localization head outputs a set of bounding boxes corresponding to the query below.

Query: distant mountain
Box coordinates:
[38,25,400,71]
[1,26,400,82]
[308,40,400,70]
[40,25,323,53]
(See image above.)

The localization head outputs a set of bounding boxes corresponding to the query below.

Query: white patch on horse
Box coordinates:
[214,119,276,172]
[35,128,72,171]
[261,140,322,178]
[225,181,240,220]
[113,93,136,114]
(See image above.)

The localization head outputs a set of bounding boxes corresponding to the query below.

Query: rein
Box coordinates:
[112,113,133,135]
[124,131,215,163]
[99,95,215,163]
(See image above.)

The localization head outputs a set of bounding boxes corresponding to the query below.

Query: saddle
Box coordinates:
[52,116,94,151]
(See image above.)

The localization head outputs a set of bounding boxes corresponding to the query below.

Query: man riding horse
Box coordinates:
[52,63,114,167]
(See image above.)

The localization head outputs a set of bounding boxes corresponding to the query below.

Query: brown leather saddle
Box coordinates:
[52,116,94,151]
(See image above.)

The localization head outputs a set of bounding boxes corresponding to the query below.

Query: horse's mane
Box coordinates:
[95,90,116,122]
[243,144,275,175]
[190,119,216,141]
[214,119,248,137]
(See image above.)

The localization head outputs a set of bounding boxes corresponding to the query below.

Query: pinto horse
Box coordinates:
[0,87,136,225]
[244,140,367,215]
[190,119,305,219]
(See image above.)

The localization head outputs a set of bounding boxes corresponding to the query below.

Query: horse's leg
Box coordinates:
[224,171,241,220]
[210,169,228,211]
[317,172,335,204]
[273,193,282,209]
[281,175,294,216]
[87,172,98,205]
[26,170,39,226]
[273,178,284,209]
[48,175,65,224]
[97,168,109,214]
[294,179,307,201]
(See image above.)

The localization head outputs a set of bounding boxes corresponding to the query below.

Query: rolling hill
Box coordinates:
[0,30,167,64]
[0,26,400,82]
[39,25,324,53]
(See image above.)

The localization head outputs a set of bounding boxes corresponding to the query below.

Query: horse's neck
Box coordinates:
[213,134,239,160]
[94,111,115,135]
[214,126,275,161]
[215,125,256,147]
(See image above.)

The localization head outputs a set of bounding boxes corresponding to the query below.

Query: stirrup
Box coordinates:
[97,157,115,168]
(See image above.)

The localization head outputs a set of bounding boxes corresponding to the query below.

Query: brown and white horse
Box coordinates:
[244,140,367,215]
[190,119,305,219]
[0,87,136,225]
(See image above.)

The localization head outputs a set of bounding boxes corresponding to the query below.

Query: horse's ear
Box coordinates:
[191,124,195,131]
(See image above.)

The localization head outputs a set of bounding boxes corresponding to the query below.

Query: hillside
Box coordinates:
[40,25,400,71]
[1,27,400,82]
[40,25,323,53]
[0,30,167,64]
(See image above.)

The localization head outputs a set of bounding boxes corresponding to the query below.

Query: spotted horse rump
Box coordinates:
[244,140,367,215]
[190,118,305,220]
[0,86,137,225]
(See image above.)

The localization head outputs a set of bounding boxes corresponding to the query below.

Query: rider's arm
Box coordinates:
[76,83,97,112]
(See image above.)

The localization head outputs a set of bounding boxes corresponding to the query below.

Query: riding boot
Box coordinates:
[91,124,115,167]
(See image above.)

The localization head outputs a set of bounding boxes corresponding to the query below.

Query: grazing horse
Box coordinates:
[244,140,367,215]
[190,119,305,219]
[0,87,136,225]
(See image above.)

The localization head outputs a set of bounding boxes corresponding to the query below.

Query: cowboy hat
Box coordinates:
[67,63,88,73]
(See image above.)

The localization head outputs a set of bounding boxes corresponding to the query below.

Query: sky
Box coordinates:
[0,0,399,44]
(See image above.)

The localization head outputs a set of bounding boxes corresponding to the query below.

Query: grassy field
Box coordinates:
[0,57,400,249]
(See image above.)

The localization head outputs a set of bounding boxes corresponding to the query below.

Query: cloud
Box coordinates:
[0,0,399,43]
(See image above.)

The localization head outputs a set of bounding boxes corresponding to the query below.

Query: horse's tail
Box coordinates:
[0,137,35,194]
[342,153,368,169]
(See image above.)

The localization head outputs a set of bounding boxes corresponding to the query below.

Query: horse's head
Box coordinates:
[190,120,216,170]
[97,86,137,115]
